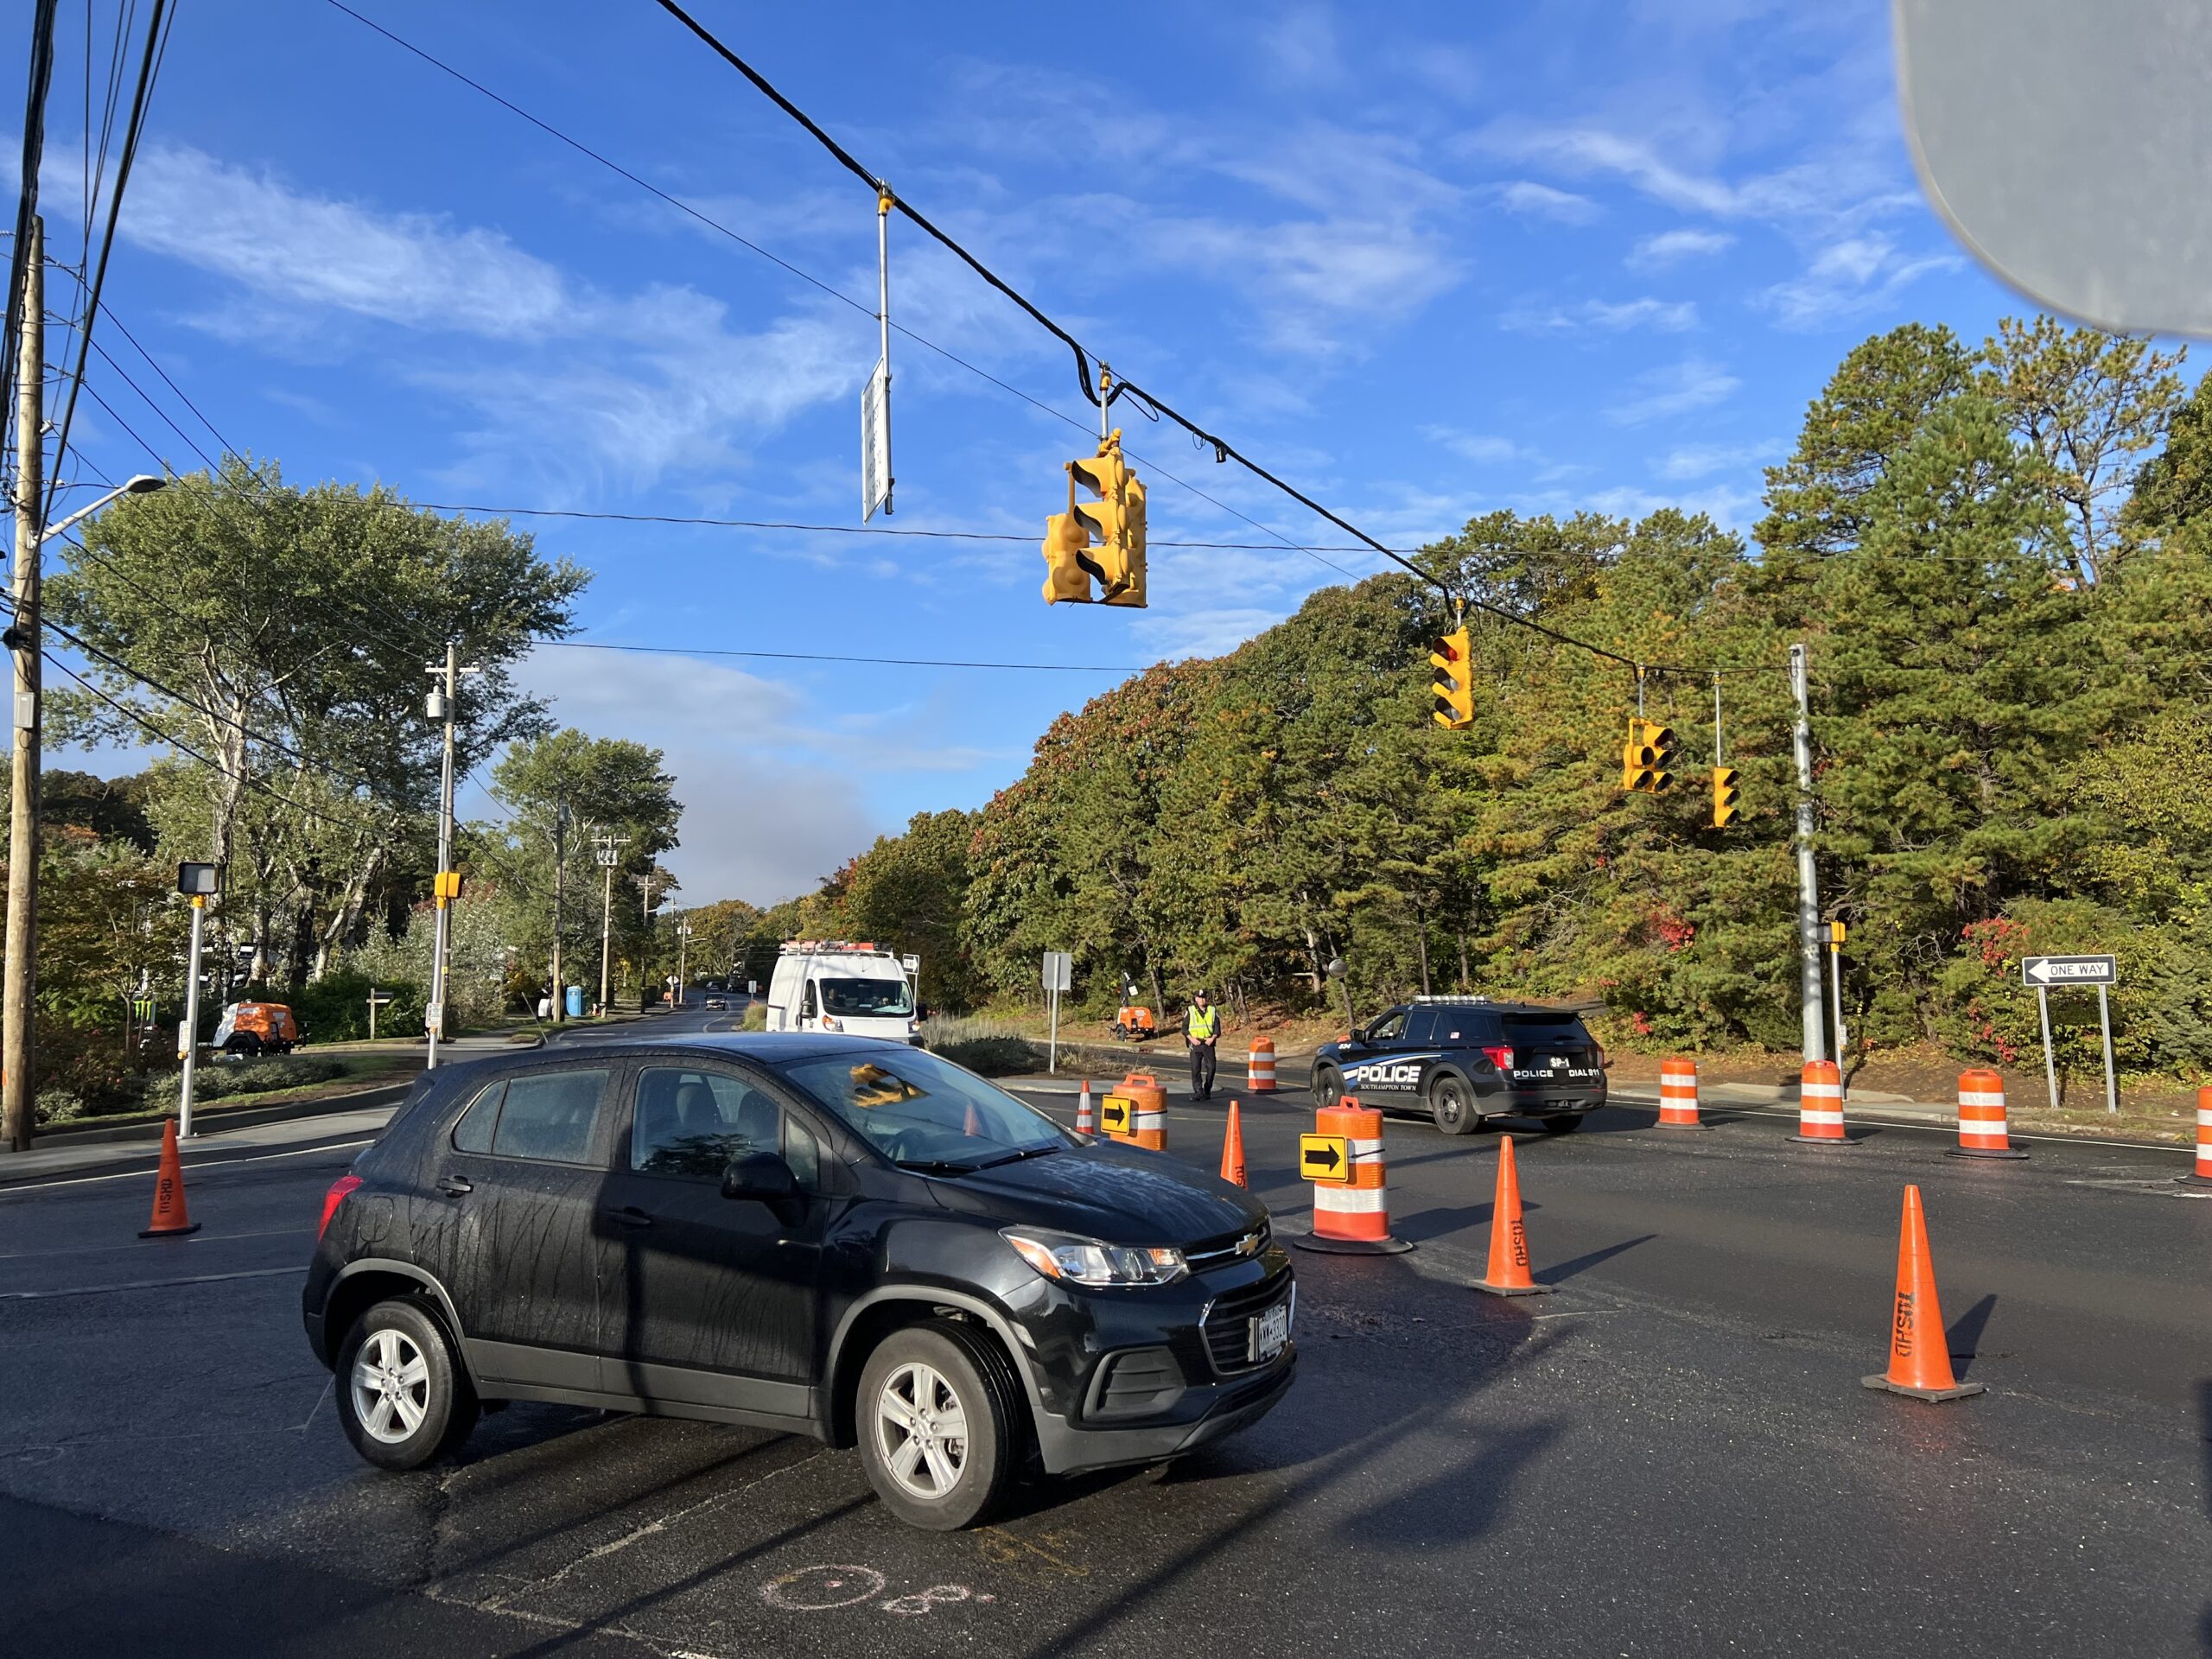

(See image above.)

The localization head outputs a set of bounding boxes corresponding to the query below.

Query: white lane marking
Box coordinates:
[0,1139,375,1197]
[0,1224,311,1262]
[0,1264,306,1300]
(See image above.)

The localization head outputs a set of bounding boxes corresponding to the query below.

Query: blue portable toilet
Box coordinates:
[565,984,585,1019]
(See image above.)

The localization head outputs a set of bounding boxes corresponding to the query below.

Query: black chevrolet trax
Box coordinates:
[304,1034,1295,1529]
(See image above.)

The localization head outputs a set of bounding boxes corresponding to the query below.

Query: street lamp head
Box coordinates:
[123,474,167,495]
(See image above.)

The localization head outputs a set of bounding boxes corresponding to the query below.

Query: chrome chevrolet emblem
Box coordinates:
[1236,1230,1260,1256]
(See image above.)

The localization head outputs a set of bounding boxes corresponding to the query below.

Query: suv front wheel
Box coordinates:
[856,1323,1017,1531]
[1429,1073,1480,1135]
[334,1296,476,1471]
[1313,1065,1344,1109]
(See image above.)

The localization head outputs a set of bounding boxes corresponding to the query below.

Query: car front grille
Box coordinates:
[1185,1218,1270,1271]
[1200,1272,1293,1376]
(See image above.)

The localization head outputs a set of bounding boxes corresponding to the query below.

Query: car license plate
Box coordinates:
[1249,1301,1291,1363]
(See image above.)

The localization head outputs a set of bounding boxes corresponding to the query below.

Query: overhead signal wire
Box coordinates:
[544,639,1135,673]
[320,0,1363,586]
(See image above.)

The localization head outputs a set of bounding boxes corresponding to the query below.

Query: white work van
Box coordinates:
[765,941,918,1042]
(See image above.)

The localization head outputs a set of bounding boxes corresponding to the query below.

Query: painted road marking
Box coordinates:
[0,1265,306,1300]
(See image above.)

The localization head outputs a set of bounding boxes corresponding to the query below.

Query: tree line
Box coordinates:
[760,317,2212,1082]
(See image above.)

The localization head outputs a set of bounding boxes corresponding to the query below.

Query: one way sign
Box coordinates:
[2021,954,2117,987]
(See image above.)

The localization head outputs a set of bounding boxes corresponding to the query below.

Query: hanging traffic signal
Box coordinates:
[1646,720,1675,793]
[1711,765,1740,828]
[1042,428,1148,607]
[1041,474,1094,604]
[1429,626,1473,728]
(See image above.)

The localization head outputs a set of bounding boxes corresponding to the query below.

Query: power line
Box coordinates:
[319,0,1365,588]
[544,639,1135,673]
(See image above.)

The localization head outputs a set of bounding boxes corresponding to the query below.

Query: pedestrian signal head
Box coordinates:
[1429,626,1474,729]
[1711,765,1739,828]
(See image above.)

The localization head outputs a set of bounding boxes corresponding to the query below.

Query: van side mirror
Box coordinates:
[721,1150,798,1205]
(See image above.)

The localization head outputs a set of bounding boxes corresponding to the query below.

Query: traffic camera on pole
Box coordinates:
[1711,766,1740,828]
[1429,626,1473,729]
[1039,428,1147,607]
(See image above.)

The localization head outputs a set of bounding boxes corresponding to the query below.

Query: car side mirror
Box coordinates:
[721,1150,798,1204]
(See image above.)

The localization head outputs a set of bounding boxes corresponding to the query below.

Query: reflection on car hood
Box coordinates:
[925,1141,1263,1246]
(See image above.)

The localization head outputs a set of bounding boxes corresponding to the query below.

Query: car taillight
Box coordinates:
[318,1173,361,1240]
[1483,1045,1516,1073]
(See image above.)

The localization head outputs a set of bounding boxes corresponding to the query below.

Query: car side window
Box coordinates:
[784,1113,824,1192]
[1402,1009,1439,1046]
[488,1069,611,1165]
[632,1067,779,1178]
[1369,1009,1408,1044]
[451,1080,505,1154]
[799,980,818,1020]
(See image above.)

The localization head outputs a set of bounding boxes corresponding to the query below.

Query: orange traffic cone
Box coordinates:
[139,1119,201,1239]
[1861,1185,1983,1402]
[1474,1136,1552,1297]
[1074,1080,1095,1135]
[1219,1099,1248,1186]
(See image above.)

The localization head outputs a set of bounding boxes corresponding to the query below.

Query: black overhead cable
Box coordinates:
[320,0,1362,587]
[645,0,1657,672]
[3,0,60,501]
[546,639,1134,673]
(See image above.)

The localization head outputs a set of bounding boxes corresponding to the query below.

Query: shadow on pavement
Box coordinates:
[1944,1293,1999,1379]
[1536,1234,1656,1286]
[2198,1379,2209,1655]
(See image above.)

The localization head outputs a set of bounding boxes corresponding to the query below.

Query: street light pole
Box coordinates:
[1789,643,1827,1065]
[594,834,628,1014]
[423,644,477,1068]
[676,916,693,1009]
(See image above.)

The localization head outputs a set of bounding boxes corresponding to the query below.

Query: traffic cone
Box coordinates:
[1219,1099,1248,1186]
[139,1119,201,1239]
[1074,1080,1095,1135]
[1474,1136,1552,1297]
[1861,1185,1983,1402]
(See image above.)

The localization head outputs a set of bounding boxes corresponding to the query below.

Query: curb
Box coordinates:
[6,1081,413,1154]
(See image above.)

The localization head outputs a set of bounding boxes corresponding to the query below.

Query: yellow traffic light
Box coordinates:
[1106,471,1147,608]
[1041,474,1094,605]
[433,869,463,906]
[1711,765,1739,828]
[1645,720,1676,793]
[1429,626,1473,728]
[1622,718,1656,791]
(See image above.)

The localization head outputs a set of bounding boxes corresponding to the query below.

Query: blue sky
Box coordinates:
[17,0,2027,903]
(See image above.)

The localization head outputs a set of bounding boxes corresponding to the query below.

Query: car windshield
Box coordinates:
[775,1046,1065,1171]
[818,976,914,1017]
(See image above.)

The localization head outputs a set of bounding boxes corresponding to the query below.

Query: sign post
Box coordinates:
[174,863,221,1140]
[1041,950,1073,1074]
[2020,955,2118,1115]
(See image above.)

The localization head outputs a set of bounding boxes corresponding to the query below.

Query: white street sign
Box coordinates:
[861,356,892,521]
[1041,950,1072,993]
[2021,954,2116,987]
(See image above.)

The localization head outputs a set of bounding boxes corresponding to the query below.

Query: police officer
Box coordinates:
[1184,988,1222,1102]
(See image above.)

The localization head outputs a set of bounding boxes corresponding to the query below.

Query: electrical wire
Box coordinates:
[544,639,1135,673]
[2,0,60,500]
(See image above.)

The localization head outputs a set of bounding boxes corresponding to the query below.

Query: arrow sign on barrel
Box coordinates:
[1300,1133,1351,1185]
[2021,954,2116,987]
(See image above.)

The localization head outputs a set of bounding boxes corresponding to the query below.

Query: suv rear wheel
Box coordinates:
[334,1297,476,1471]
[1429,1073,1480,1135]
[856,1323,1017,1530]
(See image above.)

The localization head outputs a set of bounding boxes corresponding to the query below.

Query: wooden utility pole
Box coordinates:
[594,832,628,1014]
[3,219,42,1152]
[549,801,569,1022]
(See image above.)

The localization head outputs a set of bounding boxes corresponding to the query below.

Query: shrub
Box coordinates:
[35,1087,86,1127]
[144,1053,346,1115]
[740,1001,767,1031]
[290,971,425,1044]
[930,1035,1044,1077]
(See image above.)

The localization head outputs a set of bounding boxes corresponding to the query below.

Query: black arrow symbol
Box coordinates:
[1304,1143,1342,1172]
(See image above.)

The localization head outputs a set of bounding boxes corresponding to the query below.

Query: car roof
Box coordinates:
[452,1031,915,1073]
[1397,999,1590,1017]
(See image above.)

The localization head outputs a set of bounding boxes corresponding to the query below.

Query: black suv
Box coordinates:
[1312,998,1607,1135]
[304,1034,1294,1529]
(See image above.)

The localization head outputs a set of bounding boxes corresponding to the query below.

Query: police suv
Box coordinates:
[1311,997,1607,1135]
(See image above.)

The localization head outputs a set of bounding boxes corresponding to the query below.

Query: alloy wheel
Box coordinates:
[349,1326,430,1444]
[874,1361,969,1500]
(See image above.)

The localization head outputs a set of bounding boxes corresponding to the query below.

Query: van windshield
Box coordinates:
[818,976,914,1017]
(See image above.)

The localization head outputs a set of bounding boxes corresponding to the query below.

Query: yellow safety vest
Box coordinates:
[1186,1005,1220,1040]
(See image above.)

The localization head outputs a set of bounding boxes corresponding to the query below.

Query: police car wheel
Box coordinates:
[1430,1074,1480,1135]
[1313,1066,1343,1108]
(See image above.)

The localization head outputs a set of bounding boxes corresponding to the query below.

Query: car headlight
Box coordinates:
[1002,1228,1188,1287]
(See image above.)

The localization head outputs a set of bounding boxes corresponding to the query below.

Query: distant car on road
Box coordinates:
[304,1034,1294,1529]
[1312,996,1606,1135]
[703,995,727,1010]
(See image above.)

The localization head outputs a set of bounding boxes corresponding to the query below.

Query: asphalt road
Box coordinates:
[3,1013,2207,1656]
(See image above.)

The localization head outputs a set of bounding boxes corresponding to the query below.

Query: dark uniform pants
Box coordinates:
[1189,1041,1217,1100]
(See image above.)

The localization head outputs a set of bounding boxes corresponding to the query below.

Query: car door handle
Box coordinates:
[435,1174,473,1197]
[600,1205,653,1230]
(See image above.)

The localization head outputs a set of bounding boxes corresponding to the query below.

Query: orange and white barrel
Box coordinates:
[1951,1068,2027,1160]
[1120,1072,1167,1151]
[1247,1037,1278,1092]
[1657,1057,1700,1127]
[1301,1099,1413,1253]
[1791,1059,1849,1144]
[2184,1086,2212,1187]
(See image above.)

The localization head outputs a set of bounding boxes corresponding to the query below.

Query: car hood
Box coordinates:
[925,1141,1263,1246]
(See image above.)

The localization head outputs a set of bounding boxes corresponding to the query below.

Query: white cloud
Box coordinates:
[1758,234,1961,329]
[1422,428,1537,464]
[1133,607,1287,661]
[1608,357,1740,425]
[1627,227,1734,269]
[1503,296,1698,334]
[1498,181,1600,224]
[1654,439,1780,480]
